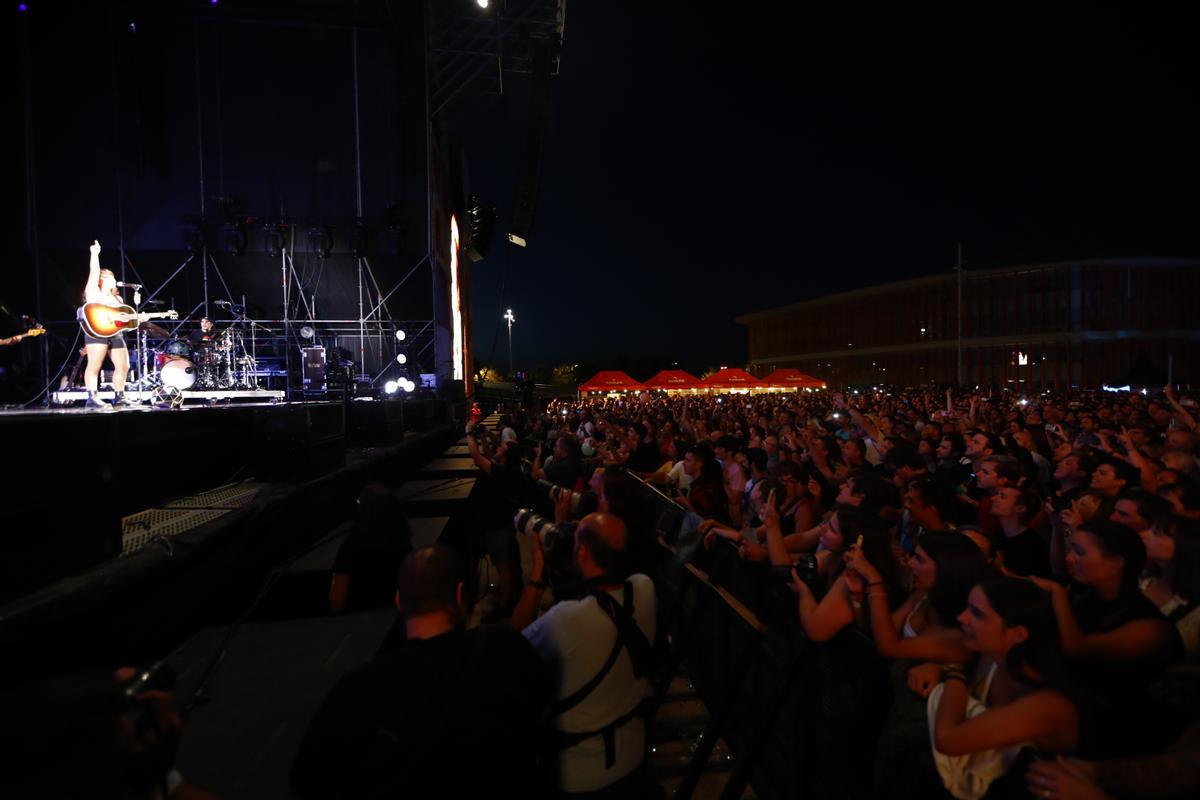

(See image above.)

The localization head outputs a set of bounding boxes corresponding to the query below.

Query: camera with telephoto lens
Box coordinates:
[514,508,571,552]
[514,508,582,593]
[536,478,584,515]
[771,554,820,591]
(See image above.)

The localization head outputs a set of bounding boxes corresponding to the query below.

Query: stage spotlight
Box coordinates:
[224,223,247,256]
[264,224,285,258]
[351,222,368,259]
[300,325,315,340]
[477,0,489,9]
[183,225,207,256]
[395,353,407,365]
[384,380,398,394]
[402,379,415,393]
[395,329,406,342]
[308,226,333,258]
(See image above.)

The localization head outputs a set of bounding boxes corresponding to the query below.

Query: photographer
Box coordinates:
[513,512,658,797]
[292,546,546,798]
[467,416,527,619]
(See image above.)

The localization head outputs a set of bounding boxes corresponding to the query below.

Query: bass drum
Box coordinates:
[160,358,196,390]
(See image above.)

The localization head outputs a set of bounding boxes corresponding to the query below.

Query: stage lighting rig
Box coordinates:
[224,222,247,256]
[264,223,285,258]
[308,226,334,259]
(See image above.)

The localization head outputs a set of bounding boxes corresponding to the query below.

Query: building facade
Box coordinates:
[736,259,1200,390]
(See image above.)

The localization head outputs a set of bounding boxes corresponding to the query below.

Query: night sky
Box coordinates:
[6,3,1198,383]
[464,3,1199,375]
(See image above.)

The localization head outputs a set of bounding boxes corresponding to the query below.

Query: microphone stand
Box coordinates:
[133,287,148,400]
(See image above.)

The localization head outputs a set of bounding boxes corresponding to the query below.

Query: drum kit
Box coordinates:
[152,328,259,391]
[130,304,261,400]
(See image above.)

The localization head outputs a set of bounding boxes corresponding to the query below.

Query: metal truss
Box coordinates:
[428,0,566,129]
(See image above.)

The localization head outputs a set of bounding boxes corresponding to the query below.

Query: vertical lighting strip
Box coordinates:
[449,214,464,380]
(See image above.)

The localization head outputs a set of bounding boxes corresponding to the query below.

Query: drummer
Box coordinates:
[191,317,221,346]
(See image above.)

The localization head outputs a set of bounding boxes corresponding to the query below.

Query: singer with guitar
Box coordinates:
[80,239,136,409]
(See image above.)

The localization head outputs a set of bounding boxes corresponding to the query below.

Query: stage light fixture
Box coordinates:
[350,222,368,259]
[264,224,285,258]
[402,379,415,393]
[224,223,247,256]
[395,329,406,342]
[477,0,489,10]
[183,224,207,256]
[300,325,315,339]
[395,353,407,364]
[384,380,398,394]
[308,226,333,258]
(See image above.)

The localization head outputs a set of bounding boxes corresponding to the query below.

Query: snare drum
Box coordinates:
[160,358,196,390]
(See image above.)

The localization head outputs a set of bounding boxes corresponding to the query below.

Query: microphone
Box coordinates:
[213,299,231,307]
[115,281,143,289]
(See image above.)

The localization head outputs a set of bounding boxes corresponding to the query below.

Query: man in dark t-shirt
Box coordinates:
[292,546,548,798]
[991,486,1052,578]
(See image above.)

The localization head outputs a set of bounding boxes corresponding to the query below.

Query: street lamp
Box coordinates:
[504,308,516,376]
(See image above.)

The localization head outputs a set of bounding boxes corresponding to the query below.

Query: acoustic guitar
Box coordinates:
[78,303,179,339]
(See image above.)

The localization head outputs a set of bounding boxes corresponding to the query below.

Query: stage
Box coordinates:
[0,395,464,625]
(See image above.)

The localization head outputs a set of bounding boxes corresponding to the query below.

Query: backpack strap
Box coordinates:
[548,581,654,768]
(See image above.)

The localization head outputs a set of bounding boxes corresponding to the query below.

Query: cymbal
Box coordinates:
[142,321,171,339]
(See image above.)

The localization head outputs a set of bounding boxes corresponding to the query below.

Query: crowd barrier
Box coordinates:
[630,473,894,800]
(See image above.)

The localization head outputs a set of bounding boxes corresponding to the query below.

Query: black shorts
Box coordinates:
[83,331,127,349]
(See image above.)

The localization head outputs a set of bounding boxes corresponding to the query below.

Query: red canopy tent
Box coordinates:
[577,370,647,393]
[761,368,827,390]
[702,368,767,391]
[643,369,706,391]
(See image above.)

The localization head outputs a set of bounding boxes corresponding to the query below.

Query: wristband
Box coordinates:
[941,672,967,684]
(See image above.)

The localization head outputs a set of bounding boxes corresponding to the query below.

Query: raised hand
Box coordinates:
[762,488,780,528]
[553,487,574,523]
[843,543,881,585]
[90,239,101,256]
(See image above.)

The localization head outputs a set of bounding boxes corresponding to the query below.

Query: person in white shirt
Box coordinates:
[514,512,657,796]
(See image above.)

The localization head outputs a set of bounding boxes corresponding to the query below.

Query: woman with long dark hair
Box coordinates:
[784,506,905,641]
[847,531,990,672]
[930,575,1078,798]
[1030,519,1175,756]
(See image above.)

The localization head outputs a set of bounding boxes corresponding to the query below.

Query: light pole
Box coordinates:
[504,308,516,377]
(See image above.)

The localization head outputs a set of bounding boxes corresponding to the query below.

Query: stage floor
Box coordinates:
[47,388,286,406]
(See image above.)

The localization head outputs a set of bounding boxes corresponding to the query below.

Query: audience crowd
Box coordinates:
[9,383,1200,799]
[458,384,1200,799]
